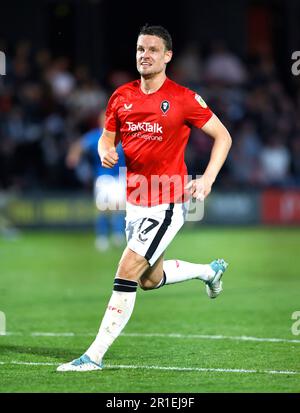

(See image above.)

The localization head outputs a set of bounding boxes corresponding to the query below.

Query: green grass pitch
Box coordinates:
[0,227,299,392]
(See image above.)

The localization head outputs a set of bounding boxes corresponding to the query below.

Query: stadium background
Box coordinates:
[1,0,300,394]
[1,0,300,228]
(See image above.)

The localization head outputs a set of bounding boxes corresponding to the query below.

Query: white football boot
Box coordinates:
[57,354,103,372]
[205,259,228,299]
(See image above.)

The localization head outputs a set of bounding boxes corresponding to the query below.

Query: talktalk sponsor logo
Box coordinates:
[126,121,163,133]
[108,305,123,314]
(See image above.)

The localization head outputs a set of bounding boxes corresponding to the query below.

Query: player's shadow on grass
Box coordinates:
[0,344,80,360]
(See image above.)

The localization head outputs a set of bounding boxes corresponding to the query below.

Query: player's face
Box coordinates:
[136,35,172,78]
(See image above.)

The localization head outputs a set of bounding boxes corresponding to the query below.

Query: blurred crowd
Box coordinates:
[1,39,300,193]
[175,42,300,189]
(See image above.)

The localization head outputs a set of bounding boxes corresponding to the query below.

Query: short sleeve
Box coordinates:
[184,89,213,129]
[104,91,120,132]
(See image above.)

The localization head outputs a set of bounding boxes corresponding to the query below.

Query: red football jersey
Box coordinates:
[105,77,213,206]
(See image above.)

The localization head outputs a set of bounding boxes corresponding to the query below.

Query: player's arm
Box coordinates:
[186,114,232,200]
[201,113,232,186]
[98,128,119,169]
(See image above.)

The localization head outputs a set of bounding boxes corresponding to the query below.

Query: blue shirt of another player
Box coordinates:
[81,128,126,178]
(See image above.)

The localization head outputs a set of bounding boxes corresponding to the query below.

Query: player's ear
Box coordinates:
[164,50,173,64]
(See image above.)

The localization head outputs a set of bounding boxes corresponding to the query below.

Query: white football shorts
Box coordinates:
[125,201,189,266]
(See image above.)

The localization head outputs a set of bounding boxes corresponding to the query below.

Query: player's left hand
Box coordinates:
[184,176,213,201]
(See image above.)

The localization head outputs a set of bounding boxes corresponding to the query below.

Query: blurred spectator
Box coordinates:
[228,120,262,187]
[259,135,291,186]
[172,44,203,86]
[45,57,75,101]
[204,40,248,85]
[66,79,107,120]
[108,70,134,90]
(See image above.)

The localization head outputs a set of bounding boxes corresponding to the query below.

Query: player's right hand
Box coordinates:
[101,147,119,168]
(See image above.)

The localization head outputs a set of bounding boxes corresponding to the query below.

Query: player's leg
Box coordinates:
[137,202,228,294]
[139,253,216,289]
[139,253,164,290]
[57,200,151,371]
[139,253,228,296]
[58,202,177,371]
[57,246,149,371]
[84,246,149,362]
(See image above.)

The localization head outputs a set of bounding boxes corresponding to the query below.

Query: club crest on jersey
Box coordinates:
[160,100,170,114]
[195,94,207,108]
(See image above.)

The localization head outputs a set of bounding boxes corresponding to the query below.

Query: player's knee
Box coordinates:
[138,278,158,291]
[117,250,148,280]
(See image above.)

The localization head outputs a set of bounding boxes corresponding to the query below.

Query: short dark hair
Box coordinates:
[138,24,173,51]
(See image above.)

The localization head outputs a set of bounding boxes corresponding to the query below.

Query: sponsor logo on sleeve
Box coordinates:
[195,94,207,108]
